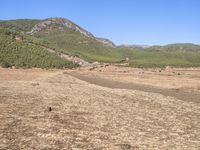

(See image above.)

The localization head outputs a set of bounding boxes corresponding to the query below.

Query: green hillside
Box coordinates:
[146,43,200,52]
[1,18,200,68]
[0,19,130,62]
[0,19,41,32]
[28,27,127,63]
[127,44,200,68]
[128,49,200,68]
[0,28,78,69]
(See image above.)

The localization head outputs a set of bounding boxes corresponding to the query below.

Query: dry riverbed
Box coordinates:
[0,66,200,150]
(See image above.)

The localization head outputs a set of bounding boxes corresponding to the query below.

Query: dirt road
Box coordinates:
[67,71,200,103]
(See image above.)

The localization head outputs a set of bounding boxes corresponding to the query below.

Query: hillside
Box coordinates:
[0,19,41,32]
[0,18,124,62]
[0,28,78,69]
[29,29,127,62]
[26,18,122,62]
[1,18,200,68]
[146,43,200,52]
[128,50,200,68]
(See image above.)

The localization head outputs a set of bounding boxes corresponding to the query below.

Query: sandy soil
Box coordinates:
[0,67,200,150]
[67,66,200,103]
[77,66,200,90]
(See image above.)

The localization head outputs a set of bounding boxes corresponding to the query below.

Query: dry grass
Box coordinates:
[0,67,200,149]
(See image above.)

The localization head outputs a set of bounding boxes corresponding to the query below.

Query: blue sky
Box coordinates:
[1,0,199,45]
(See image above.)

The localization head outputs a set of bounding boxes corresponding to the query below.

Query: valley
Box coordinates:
[0,16,200,150]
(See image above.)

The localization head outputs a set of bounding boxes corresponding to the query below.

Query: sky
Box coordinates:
[0,0,200,45]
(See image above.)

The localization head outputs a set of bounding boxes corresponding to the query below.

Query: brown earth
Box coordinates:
[67,70,200,103]
[0,66,200,150]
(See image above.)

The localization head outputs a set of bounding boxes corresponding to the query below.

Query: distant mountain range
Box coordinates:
[118,44,150,49]
[0,17,200,68]
[0,17,199,49]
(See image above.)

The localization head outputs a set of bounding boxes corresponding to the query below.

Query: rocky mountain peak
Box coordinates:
[27,17,94,38]
[27,17,115,47]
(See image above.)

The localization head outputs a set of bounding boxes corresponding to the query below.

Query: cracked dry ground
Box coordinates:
[0,69,200,150]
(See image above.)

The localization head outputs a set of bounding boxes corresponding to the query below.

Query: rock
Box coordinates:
[114,144,139,150]
[48,107,52,112]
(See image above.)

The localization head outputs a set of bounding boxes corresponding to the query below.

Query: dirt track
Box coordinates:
[67,71,200,103]
[0,67,200,149]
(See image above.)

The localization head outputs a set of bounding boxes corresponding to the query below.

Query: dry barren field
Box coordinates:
[0,66,200,150]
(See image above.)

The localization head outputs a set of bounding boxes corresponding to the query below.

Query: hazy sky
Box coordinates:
[1,0,199,45]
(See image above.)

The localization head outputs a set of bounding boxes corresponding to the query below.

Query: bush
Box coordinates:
[1,61,12,68]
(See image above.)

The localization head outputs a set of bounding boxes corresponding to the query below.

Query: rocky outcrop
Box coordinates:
[96,37,116,48]
[27,17,116,47]
[43,46,91,67]
[27,18,94,38]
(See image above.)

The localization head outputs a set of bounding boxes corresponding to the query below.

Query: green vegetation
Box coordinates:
[146,43,200,52]
[128,48,200,68]
[0,28,78,69]
[29,29,127,63]
[27,24,200,68]
[1,19,200,68]
[0,19,41,32]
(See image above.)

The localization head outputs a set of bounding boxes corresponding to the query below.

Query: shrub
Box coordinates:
[1,61,12,68]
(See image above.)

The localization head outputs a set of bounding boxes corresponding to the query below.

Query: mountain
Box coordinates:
[0,18,116,48]
[146,43,200,52]
[118,44,150,50]
[24,18,121,62]
[0,18,126,65]
[27,18,94,38]
[1,17,200,68]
